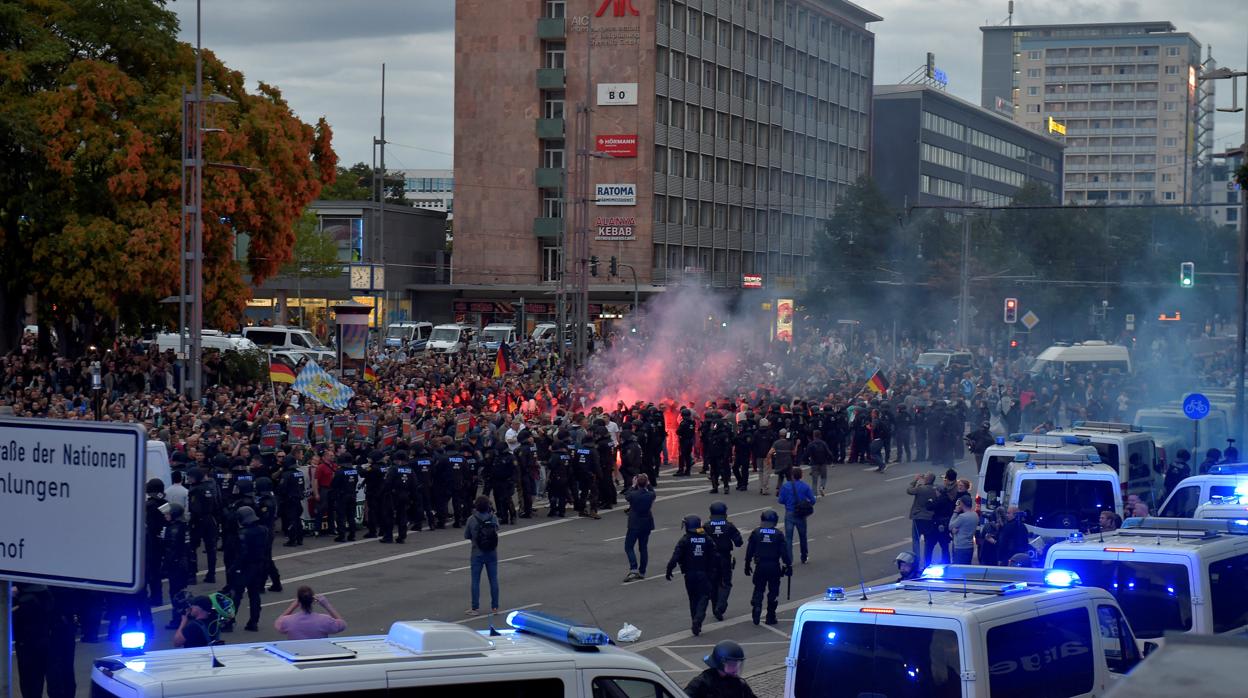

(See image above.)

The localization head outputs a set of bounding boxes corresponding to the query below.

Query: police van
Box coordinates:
[1133,406,1230,460]
[1045,518,1248,647]
[1048,422,1161,505]
[1194,495,1248,522]
[91,611,687,698]
[784,565,1145,698]
[977,434,1100,513]
[1004,455,1123,540]
[1157,465,1248,518]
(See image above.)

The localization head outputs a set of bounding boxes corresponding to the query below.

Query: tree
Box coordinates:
[0,0,337,353]
[809,177,901,316]
[281,209,341,278]
[318,161,411,206]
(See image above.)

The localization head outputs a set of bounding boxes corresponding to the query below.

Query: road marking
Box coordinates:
[826,488,853,496]
[860,515,906,528]
[760,622,791,639]
[260,586,355,609]
[628,574,896,653]
[604,527,669,543]
[659,645,705,672]
[445,554,534,574]
[452,602,542,624]
[885,473,917,482]
[864,539,912,555]
[630,570,681,585]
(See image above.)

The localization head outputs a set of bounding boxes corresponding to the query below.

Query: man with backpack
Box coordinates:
[464,495,500,616]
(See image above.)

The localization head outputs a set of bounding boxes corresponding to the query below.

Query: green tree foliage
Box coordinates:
[319,161,411,206]
[281,209,340,278]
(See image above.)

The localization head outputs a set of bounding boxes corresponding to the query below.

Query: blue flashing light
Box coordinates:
[1166,586,1176,596]
[1235,483,1248,497]
[921,565,946,579]
[506,610,609,648]
[1236,520,1248,526]
[996,436,1006,446]
[826,631,838,641]
[120,631,146,657]
[1043,570,1080,588]
[1068,531,1084,543]
[826,586,846,601]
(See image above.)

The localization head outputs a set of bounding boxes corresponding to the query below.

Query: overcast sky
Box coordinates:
[171,0,1247,170]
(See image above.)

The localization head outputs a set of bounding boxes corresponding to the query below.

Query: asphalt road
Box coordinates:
[67,453,976,696]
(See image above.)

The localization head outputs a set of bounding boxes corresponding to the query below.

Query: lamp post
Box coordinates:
[1198,60,1248,441]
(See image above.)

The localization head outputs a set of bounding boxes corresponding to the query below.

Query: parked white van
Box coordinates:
[1049,422,1162,505]
[384,321,432,350]
[425,324,475,353]
[154,330,258,355]
[478,323,518,351]
[1030,341,1131,375]
[240,326,334,363]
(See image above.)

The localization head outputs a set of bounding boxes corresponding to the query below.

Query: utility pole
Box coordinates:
[570,12,594,368]
[957,213,971,348]
[372,64,388,333]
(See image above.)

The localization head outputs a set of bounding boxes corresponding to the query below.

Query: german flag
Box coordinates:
[269,361,296,384]
[865,369,890,394]
[364,366,378,383]
[493,342,512,378]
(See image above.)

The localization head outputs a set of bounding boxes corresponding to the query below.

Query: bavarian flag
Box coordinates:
[293,360,355,410]
[493,342,513,378]
[865,369,890,394]
[269,361,296,384]
[364,366,378,383]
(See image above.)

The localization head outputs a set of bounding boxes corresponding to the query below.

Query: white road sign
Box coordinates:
[0,418,146,591]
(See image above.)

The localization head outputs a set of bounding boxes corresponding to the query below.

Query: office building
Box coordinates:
[400,169,455,218]
[872,84,1063,209]
[448,0,881,327]
[981,21,1210,205]
[1209,147,1244,231]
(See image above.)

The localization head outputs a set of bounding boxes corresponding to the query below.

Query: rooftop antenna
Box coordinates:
[848,529,870,600]
[1007,0,1014,26]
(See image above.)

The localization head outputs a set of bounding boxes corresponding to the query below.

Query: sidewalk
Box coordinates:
[744,666,786,697]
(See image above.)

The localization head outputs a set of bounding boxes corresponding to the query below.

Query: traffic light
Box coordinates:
[1009,339,1019,348]
[609,256,618,277]
[590,255,599,277]
[1003,297,1018,324]
[1180,261,1194,288]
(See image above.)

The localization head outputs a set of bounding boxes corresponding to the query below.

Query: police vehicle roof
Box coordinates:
[95,616,654,693]
[801,566,1110,620]
[1049,518,1248,554]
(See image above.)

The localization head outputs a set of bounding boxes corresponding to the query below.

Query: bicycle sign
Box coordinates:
[1183,393,1212,421]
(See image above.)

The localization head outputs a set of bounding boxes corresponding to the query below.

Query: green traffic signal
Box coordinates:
[1180,261,1194,288]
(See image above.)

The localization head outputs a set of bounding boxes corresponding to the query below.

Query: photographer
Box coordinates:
[173,596,219,648]
[274,586,347,640]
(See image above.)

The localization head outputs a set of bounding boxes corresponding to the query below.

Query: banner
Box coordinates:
[354,414,376,444]
[380,424,399,450]
[454,414,471,441]
[312,416,327,444]
[332,414,352,442]
[288,415,310,446]
[292,360,355,410]
[259,423,283,455]
[776,298,794,343]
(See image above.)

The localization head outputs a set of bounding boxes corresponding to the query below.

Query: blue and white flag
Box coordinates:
[292,360,355,410]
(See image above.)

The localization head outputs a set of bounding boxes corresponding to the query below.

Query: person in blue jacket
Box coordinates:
[777,467,816,564]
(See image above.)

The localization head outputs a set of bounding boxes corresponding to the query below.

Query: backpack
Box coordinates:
[474,516,499,552]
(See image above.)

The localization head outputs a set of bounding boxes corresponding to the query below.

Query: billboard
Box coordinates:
[776,298,794,342]
[595,134,638,158]
[595,183,636,205]
[595,216,636,240]
[742,275,763,289]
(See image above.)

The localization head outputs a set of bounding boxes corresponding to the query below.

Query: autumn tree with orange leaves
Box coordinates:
[0,0,337,354]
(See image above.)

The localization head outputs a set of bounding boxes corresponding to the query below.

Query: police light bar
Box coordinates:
[921,565,946,579]
[859,607,896,614]
[1043,570,1080,588]
[120,631,146,657]
[506,610,610,648]
[826,586,847,600]
[1104,547,1135,553]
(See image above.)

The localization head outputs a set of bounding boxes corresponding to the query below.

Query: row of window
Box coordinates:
[969,157,1027,188]
[653,195,825,238]
[1036,46,1183,58]
[921,174,964,201]
[921,111,1057,172]
[653,245,807,278]
[655,47,870,113]
[659,0,871,59]
[404,177,453,193]
[653,147,854,208]
[654,106,864,163]
[655,92,864,141]
[970,188,1014,207]
[921,142,964,171]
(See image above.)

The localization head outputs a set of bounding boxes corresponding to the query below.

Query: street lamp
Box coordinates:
[1198,58,1248,442]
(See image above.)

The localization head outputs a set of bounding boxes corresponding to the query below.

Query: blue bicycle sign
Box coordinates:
[1183,393,1211,421]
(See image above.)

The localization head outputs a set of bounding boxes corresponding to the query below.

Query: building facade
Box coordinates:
[400,169,455,218]
[872,84,1063,210]
[451,0,880,323]
[981,21,1207,205]
[1208,147,1244,231]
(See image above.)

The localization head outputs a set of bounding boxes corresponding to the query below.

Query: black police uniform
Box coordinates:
[432,446,456,527]
[230,517,268,631]
[666,522,720,635]
[546,442,572,517]
[573,443,600,517]
[362,454,388,538]
[490,446,518,524]
[705,514,744,621]
[447,448,471,527]
[187,473,221,583]
[144,489,166,605]
[255,480,282,591]
[382,456,417,543]
[620,432,643,490]
[707,418,734,493]
[412,450,437,531]
[330,461,360,541]
[277,462,307,546]
[517,434,538,518]
[221,483,256,590]
[677,412,697,476]
[744,521,792,625]
[161,513,189,629]
[733,419,755,491]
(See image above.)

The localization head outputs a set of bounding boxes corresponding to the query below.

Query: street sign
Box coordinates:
[1125,313,1136,331]
[1183,393,1212,421]
[1021,310,1039,330]
[0,419,146,591]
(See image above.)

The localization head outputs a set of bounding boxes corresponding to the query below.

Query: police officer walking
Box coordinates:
[704,502,743,621]
[186,468,221,584]
[330,457,360,542]
[228,506,268,632]
[159,502,189,630]
[743,509,791,626]
[277,456,306,547]
[362,451,388,539]
[412,446,438,531]
[573,435,601,519]
[546,432,573,517]
[254,478,283,592]
[676,407,696,477]
[382,451,417,543]
[666,514,719,636]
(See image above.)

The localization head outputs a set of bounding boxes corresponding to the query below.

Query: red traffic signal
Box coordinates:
[1003,298,1019,324]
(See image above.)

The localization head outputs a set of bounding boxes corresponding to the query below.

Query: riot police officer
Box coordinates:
[362,450,388,539]
[277,456,306,547]
[254,477,282,592]
[744,509,791,626]
[705,502,744,621]
[186,468,221,584]
[158,502,189,630]
[573,435,601,519]
[619,427,643,493]
[382,451,417,543]
[516,428,539,518]
[676,407,697,477]
[546,432,573,518]
[490,441,518,524]
[666,514,719,636]
[707,415,733,494]
[446,441,471,528]
[411,446,438,531]
[229,506,267,632]
[329,457,360,542]
[733,414,755,491]
[222,478,256,592]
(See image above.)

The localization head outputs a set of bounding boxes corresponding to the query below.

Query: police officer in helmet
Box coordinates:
[684,640,759,698]
[895,550,920,581]
[705,501,743,622]
[743,509,791,626]
[666,514,720,636]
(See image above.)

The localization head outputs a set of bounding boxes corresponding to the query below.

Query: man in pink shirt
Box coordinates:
[274,586,347,640]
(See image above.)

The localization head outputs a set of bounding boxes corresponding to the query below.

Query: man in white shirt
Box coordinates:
[504,416,522,453]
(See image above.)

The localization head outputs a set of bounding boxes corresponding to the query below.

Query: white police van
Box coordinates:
[784,565,1144,698]
[1194,495,1248,522]
[1157,465,1248,518]
[1048,422,1161,505]
[1045,518,1248,647]
[91,611,687,698]
[976,434,1100,514]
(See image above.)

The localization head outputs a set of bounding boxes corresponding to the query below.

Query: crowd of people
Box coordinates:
[1,317,1237,696]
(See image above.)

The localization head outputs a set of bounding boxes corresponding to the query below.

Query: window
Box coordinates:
[543,90,565,120]
[1028,86,1039,96]
[542,140,565,169]
[1163,191,1176,201]
[792,621,961,698]
[1053,559,1193,638]
[544,41,565,69]
[544,0,565,18]
[1163,101,1176,111]
[1167,46,1181,56]
[591,677,676,698]
[542,246,561,282]
[1029,50,1041,60]
[1165,65,1178,75]
[986,609,1095,697]
[1209,553,1248,633]
[1027,68,1041,78]
[1015,479,1116,530]
[1229,208,1239,222]
[1097,605,1142,675]
[541,191,563,218]
[1161,485,1200,517]
[1163,137,1177,147]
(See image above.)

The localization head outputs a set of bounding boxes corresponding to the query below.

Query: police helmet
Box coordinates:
[235,506,259,526]
[895,551,917,567]
[760,509,779,524]
[709,501,727,516]
[235,479,254,496]
[211,453,229,469]
[704,640,745,670]
[163,501,185,520]
[682,514,702,532]
[680,407,691,417]
[393,450,409,462]
[145,478,165,495]
[254,477,273,494]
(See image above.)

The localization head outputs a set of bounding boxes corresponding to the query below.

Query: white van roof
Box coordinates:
[1047,518,1248,559]
[1035,342,1130,363]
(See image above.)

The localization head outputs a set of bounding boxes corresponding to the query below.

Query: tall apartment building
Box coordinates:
[981,21,1208,206]
[451,0,880,323]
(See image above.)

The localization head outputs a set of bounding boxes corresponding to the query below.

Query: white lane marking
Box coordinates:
[864,539,912,555]
[885,473,917,482]
[659,645,705,673]
[827,488,854,496]
[452,602,542,624]
[760,622,791,639]
[604,527,669,543]
[260,586,355,609]
[860,515,906,529]
[445,554,534,574]
[630,570,681,585]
